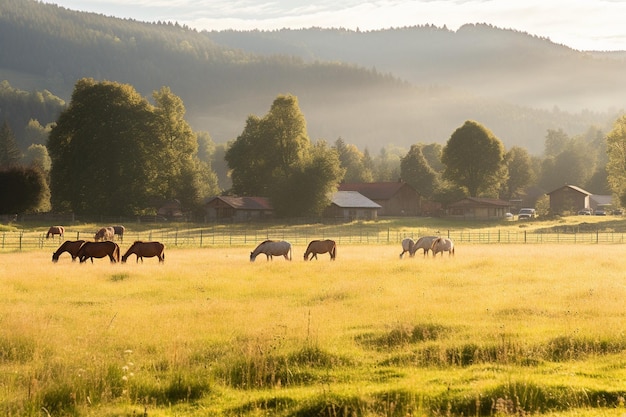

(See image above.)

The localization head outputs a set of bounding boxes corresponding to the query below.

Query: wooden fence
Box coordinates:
[2,227,626,252]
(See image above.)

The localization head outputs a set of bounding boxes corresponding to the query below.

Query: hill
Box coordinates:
[0,0,621,154]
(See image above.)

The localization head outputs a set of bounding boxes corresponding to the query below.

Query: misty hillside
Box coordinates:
[0,0,621,155]
[206,25,626,113]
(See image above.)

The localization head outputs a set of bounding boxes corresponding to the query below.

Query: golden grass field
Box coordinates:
[1,242,626,416]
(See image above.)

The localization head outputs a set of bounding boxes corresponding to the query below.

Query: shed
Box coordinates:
[338,181,421,216]
[205,196,273,222]
[446,197,511,219]
[546,185,591,214]
[324,191,381,220]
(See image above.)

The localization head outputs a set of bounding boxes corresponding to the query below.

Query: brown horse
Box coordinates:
[46,225,65,239]
[112,225,125,240]
[121,241,165,263]
[304,239,336,260]
[94,227,115,241]
[77,241,120,263]
[52,240,85,262]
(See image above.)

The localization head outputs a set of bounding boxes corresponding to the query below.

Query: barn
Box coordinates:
[546,185,591,214]
[338,181,422,216]
[204,196,273,222]
[445,197,511,219]
[324,191,381,220]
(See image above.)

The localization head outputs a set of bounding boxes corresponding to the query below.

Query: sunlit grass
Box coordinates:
[1,243,626,415]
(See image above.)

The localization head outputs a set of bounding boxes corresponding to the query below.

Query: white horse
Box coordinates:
[250,240,292,261]
[412,236,439,257]
[399,238,415,259]
[430,237,455,257]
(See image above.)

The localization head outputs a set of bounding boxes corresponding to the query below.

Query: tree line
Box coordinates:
[2,78,622,219]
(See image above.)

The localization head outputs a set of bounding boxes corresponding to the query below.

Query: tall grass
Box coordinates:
[1,244,625,416]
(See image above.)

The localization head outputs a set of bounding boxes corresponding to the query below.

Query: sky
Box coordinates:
[46,0,626,51]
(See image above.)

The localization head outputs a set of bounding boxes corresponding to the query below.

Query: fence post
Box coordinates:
[200,230,203,247]
[19,231,23,251]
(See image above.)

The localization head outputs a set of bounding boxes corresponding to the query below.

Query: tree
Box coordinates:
[0,121,22,168]
[225,94,343,217]
[0,166,49,214]
[544,128,570,158]
[400,144,438,198]
[48,78,207,216]
[441,120,506,197]
[334,137,372,182]
[501,146,533,200]
[606,115,626,206]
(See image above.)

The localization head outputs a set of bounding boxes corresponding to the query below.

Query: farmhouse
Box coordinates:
[338,181,421,216]
[324,191,381,220]
[546,185,591,214]
[204,196,273,222]
[445,197,511,219]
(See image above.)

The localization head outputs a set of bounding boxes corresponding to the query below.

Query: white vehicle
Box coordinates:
[518,208,536,220]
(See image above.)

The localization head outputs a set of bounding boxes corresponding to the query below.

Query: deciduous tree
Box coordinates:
[48,78,208,216]
[606,115,626,205]
[441,120,506,197]
[225,94,343,217]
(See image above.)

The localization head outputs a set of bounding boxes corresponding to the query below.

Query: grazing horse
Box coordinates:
[399,238,415,259]
[304,239,336,261]
[77,241,120,263]
[52,240,85,262]
[46,225,65,239]
[412,236,439,257]
[250,240,292,262]
[431,237,455,257]
[122,241,165,263]
[112,225,125,241]
[94,227,115,242]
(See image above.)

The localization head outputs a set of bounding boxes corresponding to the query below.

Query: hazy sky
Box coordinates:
[46,0,626,51]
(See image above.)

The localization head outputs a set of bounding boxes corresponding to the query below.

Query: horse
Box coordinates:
[121,241,165,263]
[250,240,292,262]
[94,227,115,241]
[430,237,455,257]
[304,239,336,261]
[112,225,125,241]
[77,241,120,263]
[412,236,439,257]
[52,240,85,262]
[399,238,415,259]
[46,225,65,239]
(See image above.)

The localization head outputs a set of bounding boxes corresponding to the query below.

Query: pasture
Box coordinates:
[1,243,626,416]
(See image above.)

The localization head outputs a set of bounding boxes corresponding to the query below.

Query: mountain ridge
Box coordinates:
[0,0,622,155]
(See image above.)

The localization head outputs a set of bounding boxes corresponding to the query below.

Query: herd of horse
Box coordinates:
[48,225,453,264]
[49,224,163,263]
[399,236,455,258]
[52,240,166,263]
[249,236,453,262]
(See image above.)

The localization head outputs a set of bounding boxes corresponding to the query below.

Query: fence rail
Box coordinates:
[2,227,626,252]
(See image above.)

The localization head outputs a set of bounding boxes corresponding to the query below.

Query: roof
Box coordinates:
[447,197,511,208]
[330,191,382,209]
[546,185,592,196]
[206,196,273,210]
[338,182,416,200]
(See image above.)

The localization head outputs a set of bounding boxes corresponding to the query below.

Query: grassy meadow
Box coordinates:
[1,242,626,416]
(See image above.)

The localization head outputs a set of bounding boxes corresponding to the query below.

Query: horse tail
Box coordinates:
[114,244,120,262]
[331,243,336,260]
[288,244,292,261]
